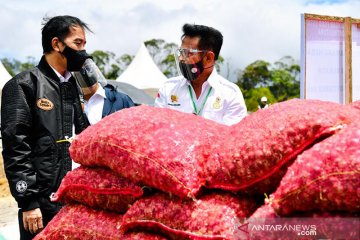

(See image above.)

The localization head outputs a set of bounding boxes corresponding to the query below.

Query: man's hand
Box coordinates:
[23,208,43,234]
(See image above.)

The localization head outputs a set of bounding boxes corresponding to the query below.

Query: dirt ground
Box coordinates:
[0,155,11,198]
[0,153,18,236]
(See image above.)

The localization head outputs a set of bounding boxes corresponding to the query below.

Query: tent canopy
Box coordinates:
[116,43,167,89]
[0,61,12,90]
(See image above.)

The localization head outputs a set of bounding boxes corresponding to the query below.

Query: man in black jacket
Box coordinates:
[1,15,90,239]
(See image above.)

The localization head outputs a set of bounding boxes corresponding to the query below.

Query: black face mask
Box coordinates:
[61,45,91,71]
[179,60,204,81]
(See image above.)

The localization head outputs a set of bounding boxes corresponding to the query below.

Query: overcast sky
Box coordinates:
[0,0,359,80]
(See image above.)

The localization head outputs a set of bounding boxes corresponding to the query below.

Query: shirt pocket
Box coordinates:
[202,100,224,123]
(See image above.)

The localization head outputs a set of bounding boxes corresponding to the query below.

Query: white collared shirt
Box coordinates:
[84,84,106,125]
[155,69,247,126]
[49,65,72,82]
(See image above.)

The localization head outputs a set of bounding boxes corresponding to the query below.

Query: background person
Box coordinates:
[258,96,269,109]
[73,58,135,125]
[155,23,247,126]
[1,15,90,239]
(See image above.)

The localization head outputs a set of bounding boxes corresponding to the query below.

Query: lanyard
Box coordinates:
[188,85,213,115]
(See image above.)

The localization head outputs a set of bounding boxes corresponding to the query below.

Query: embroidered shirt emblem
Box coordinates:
[170,95,178,103]
[37,98,54,111]
[213,97,221,109]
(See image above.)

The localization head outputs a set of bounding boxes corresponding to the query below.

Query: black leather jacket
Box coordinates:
[1,56,89,212]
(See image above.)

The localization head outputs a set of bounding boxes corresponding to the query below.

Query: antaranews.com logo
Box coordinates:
[249,223,316,236]
[235,217,359,239]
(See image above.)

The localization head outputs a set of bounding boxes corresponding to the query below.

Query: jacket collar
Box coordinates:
[37,55,62,82]
[102,86,115,118]
[206,68,221,90]
[49,65,72,83]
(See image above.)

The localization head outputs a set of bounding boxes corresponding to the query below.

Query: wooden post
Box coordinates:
[344,17,352,104]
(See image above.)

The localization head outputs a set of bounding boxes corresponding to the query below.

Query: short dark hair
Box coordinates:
[181,23,223,60]
[41,15,92,53]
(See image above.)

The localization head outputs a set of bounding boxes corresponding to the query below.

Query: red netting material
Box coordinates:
[270,122,360,215]
[237,163,290,196]
[349,100,360,111]
[52,166,143,213]
[34,204,167,240]
[250,204,279,219]
[204,99,359,193]
[70,105,227,199]
[122,192,258,240]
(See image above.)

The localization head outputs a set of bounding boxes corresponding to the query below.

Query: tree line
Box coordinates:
[1,39,300,112]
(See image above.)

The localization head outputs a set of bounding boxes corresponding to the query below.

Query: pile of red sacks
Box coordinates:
[34,99,360,240]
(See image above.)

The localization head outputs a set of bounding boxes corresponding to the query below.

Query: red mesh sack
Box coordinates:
[250,204,279,219]
[237,163,290,197]
[122,192,258,240]
[124,232,168,240]
[34,204,167,240]
[70,105,227,199]
[269,122,360,216]
[349,100,360,111]
[52,166,143,213]
[204,99,359,193]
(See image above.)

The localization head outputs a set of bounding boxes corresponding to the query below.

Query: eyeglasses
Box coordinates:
[176,48,208,58]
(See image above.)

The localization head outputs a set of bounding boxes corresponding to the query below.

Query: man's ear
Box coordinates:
[51,37,62,52]
[204,51,215,68]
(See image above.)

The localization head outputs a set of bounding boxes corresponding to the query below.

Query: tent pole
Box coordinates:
[344,17,352,104]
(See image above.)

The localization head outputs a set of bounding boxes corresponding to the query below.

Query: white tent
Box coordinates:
[0,61,12,91]
[116,43,167,95]
[0,61,12,127]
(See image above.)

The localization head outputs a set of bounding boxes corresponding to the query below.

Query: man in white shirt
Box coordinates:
[82,82,134,125]
[155,24,247,126]
[73,58,135,125]
[83,82,106,124]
